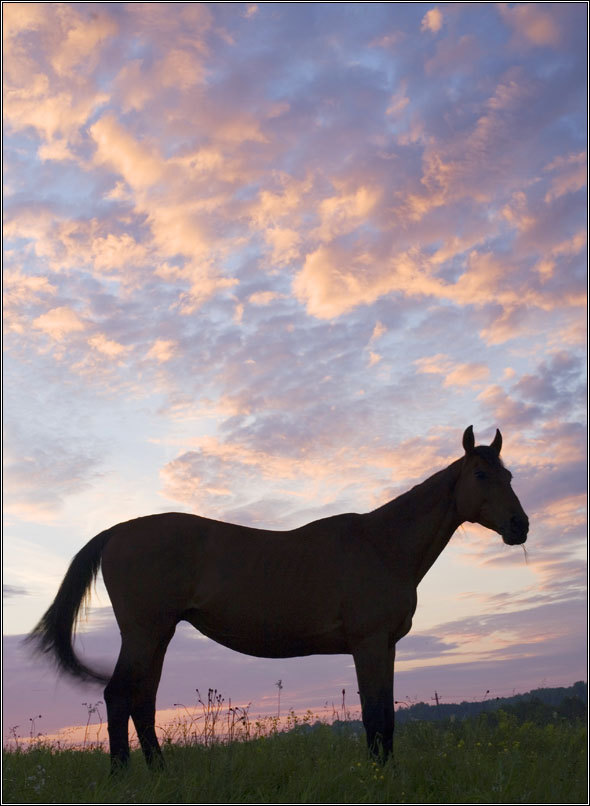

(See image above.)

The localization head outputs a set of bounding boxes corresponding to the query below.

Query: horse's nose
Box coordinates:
[511,514,529,537]
[505,512,529,545]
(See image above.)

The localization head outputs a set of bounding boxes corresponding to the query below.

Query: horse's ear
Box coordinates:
[462,425,475,454]
[490,428,502,456]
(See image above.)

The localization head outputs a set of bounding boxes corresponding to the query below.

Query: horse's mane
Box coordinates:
[473,446,505,469]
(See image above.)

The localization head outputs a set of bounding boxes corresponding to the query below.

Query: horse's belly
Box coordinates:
[182,606,348,658]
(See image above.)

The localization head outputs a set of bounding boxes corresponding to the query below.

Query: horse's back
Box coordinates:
[100,510,359,644]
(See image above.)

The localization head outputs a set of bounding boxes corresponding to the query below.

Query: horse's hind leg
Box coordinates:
[104,655,132,771]
[105,624,176,772]
[130,625,176,769]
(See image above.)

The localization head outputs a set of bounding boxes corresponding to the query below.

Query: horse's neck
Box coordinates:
[367,458,464,584]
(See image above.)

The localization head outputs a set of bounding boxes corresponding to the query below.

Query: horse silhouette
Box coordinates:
[27,426,528,770]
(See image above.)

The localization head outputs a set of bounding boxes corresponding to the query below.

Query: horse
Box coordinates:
[27,426,528,771]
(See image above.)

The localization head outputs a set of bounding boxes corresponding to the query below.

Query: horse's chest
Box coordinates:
[343,574,417,641]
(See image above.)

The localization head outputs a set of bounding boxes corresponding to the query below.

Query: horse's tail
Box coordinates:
[25,530,112,684]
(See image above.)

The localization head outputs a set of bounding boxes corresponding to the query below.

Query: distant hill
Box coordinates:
[392,680,587,725]
[324,681,587,735]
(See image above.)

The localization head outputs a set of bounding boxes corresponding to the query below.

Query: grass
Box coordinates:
[3,705,587,803]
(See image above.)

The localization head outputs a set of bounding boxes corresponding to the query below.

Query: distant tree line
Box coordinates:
[322,681,587,737]
[393,681,587,726]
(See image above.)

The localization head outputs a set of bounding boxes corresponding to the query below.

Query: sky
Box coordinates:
[3,2,587,741]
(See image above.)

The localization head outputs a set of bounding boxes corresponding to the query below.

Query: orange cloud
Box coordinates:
[145,339,176,363]
[90,233,149,275]
[544,151,586,202]
[248,291,285,306]
[90,114,164,190]
[414,354,490,388]
[3,4,112,156]
[421,8,443,34]
[498,3,562,48]
[264,227,302,266]
[49,5,117,77]
[4,270,56,333]
[313,185,381,241]
[32,306,85,340]
[87,334,129,359]
[293,242,444,319]
[293,245,376,319]
[4,79,108,147]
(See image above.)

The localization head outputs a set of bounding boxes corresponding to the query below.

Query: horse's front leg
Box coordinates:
[353,636,395,759]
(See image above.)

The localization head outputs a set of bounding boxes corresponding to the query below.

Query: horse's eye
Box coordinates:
[474,470,487,480]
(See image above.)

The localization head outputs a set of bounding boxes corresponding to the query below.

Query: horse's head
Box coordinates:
[455,426,529,545]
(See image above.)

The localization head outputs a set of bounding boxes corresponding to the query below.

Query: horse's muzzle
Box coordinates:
[502,514,529,545]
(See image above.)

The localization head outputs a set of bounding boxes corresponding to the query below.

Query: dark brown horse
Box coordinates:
[28,426,528,770]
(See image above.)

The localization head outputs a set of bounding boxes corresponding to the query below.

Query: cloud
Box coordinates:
[87,333,130,359]
[5,4,584,336]
[90,114,164,191]
[397,634,459,660]
[292,243,429,320]
[49,5,117,77]
[32,306,85,340]
[425,33,479,76]
[313,185,381,241]
[3,269,57,334]
[3,435,101,522]
[477,351,586,434]
[544,151,586,202]
[421,8,443,34]
[498,3,562,48]
[159,436,352,526]
[90,233,150,276]
[369,321,386,343]
[293,244,381,319]
[3,4,112,155]
[3,585,29,598]
[146,339,176,363]
[414,354,490,388]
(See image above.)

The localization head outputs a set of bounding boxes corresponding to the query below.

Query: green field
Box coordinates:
[3,707,587,803]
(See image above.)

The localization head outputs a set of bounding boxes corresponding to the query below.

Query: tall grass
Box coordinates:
[3,700,587,803]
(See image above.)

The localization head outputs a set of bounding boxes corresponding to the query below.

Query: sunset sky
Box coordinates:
[3,2,587,740]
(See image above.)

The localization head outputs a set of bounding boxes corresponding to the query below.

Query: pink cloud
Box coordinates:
[90,114,164,190]
[3,270,56,334]
[3,4,111,153]
[498,3,562,48]
[87,333,129,359]
[425,34,478,76]
[544,151,586,202]
[421,8,443,34]
[145,339,176,363]
[32,306,85,340]
[414,354,490,388]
